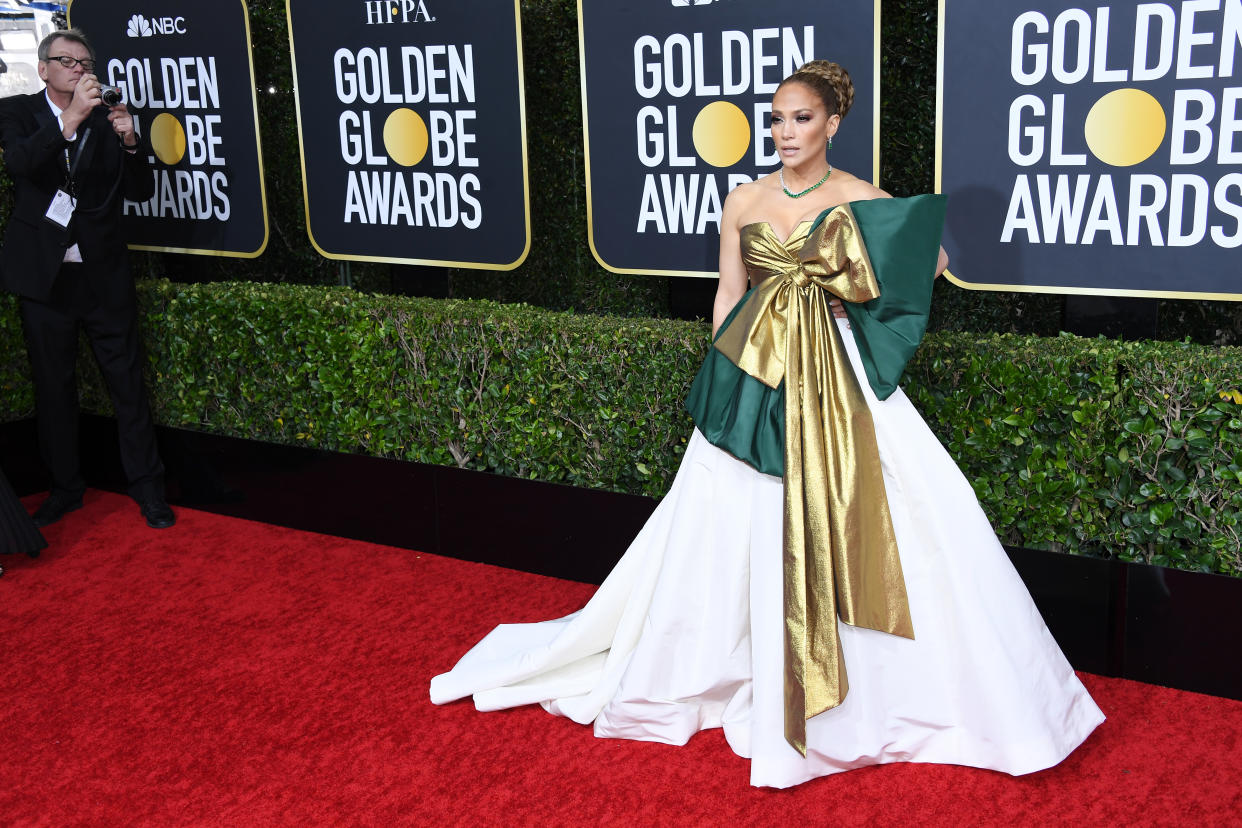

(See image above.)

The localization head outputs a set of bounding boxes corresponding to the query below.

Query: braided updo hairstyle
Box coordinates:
[781,60,854,119]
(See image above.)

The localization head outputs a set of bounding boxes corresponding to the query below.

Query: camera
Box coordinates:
[99,84,123,106]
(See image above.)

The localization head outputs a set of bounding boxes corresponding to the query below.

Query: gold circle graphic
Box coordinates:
[1085,89,1166,167]
[149,112,186,165]
[692,101,750,168]
[383,108,429,167]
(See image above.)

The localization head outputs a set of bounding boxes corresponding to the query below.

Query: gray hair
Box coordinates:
[37,28,94,63]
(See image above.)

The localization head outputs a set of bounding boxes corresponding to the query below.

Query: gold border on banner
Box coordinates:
[69,0,271,259]
[580,0,883,279]
[286,0,532,271]
[934,0,1242,302]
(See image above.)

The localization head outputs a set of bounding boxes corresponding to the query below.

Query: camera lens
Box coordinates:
[100,85,123,106]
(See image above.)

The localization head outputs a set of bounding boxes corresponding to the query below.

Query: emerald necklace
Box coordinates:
[780,165,832,199]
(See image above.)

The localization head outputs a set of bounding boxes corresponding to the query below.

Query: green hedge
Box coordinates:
[0,294,32,415]
[905,334,1242,574]
[0,287,700,498]
[2,284,1238,577]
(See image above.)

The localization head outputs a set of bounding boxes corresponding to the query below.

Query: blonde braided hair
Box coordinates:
[782,60,854,119]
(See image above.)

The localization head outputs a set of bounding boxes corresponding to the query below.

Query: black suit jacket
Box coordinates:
[0,91,154,304]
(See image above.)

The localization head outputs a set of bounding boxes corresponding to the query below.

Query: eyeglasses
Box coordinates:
[45,55,96,72]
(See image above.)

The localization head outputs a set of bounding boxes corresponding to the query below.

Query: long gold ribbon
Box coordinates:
[714,206,915,756]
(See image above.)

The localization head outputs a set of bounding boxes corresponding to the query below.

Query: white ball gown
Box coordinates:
[430,196,1104,789]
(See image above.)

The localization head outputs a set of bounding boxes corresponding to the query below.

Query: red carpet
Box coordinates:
[1,490,1239,826]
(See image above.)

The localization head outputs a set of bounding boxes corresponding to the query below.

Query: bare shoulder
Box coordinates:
[831,169,891,204]
[727,175,772,205]
[722,178,767,229]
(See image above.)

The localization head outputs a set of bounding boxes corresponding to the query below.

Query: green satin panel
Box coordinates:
[838,194,947,400]
[684,196,944,756]
[684,286,786,478]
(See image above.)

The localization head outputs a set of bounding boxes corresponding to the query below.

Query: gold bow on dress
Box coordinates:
[714,206,915,756]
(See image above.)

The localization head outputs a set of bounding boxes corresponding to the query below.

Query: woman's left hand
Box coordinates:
[830,298,848,319]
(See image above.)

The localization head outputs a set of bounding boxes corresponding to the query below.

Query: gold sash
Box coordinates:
[714,206,914,755]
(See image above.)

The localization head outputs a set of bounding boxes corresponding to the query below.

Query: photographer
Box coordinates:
[0,28,173,529]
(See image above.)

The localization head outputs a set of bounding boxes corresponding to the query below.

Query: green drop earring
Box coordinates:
[828,136,834,150]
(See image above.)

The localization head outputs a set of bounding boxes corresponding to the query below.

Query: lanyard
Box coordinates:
[61,146,74,198]
[62,128,89,198]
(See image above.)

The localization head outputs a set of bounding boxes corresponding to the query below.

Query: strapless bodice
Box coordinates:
[734,210,879,305]
[739,220,816,282]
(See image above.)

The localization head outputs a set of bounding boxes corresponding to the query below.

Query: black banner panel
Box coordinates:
[69,0,269,257]
[287,0,530,269]
[580,0,878,277]
[938,1,1242,300]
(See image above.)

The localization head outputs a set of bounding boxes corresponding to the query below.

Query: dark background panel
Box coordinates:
[69,0,267,255]
[288,0,528,266]
[582,0,877,273]
[1124,565,1242,700]
[940,0,1242,298]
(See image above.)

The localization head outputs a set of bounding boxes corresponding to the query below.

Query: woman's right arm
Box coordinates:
[712,188,750,338]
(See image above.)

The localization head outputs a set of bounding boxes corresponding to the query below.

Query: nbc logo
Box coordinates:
[126,14,152,36]
[125,13,187,37]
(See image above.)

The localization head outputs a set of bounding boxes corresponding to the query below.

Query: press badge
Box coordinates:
[45,189,76,228]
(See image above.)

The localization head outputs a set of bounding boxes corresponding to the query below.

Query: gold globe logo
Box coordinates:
[692,101,750,168]
[149,112,186,165]
[1085,89,1166,167]
[383,108,429,167]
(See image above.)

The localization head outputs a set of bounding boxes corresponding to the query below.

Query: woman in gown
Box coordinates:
[0,466,45,576]
[430,61,1104,789]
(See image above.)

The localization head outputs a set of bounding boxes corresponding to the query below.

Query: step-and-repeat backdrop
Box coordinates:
[286,0,530,270]
[69,0,269,257]
[64,0,1237,296]
[939,1,1242,299]
[579,0,879,277]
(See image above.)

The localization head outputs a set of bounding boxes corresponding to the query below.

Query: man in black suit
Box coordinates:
[0,28,173,529]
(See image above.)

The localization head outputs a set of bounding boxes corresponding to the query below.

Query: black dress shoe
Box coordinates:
[32,493,84,528]
[139,498,176,529]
